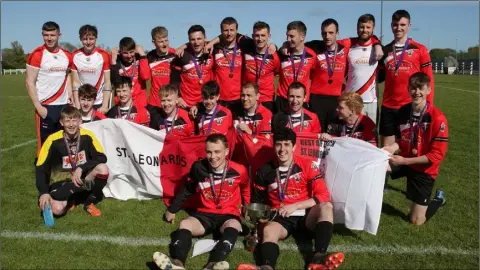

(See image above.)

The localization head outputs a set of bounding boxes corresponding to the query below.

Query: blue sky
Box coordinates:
[1,1,479,53]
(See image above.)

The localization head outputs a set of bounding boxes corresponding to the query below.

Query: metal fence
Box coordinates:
[432,59,479,75]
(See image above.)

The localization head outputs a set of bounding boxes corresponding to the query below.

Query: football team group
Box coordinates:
[26,8,449,270]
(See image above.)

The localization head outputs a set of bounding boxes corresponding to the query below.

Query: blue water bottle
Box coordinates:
[43,202,55,227]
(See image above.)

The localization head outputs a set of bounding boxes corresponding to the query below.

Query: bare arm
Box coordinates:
[71,70,81,108]
[100,71,112,113]
[26,66,47,118]
[66,73,73,105]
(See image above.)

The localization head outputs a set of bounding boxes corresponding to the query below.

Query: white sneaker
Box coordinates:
[153,252,185,270]
[212,261,229,270]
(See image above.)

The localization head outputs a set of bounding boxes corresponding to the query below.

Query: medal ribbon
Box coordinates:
[209,160,229,206]
[201,105,219,135]
[121,60,138,82]
[275,161,294,202]
[117,104,134,121]
[63,132,81,172]
[290,49,306,81]
[393,38,412,74]
[192,55,204,81]
[244,104,258,137]
[164,108,179,134]
[409,102,429,152]
[289,110,305,132]
[325,46,338,79]
[341,115,363,137]
[223,42,238,75]
[254,51,269,84]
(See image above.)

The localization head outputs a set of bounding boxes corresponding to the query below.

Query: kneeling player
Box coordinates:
[36,106,109,217]
[106,76,150,126]
[78,84,107,124]
[272,82,321,133]
[319,92,377,146]
[238,128,344,270]
[383,72,448,225]
[149,84,194,136]
[153,134,250,270]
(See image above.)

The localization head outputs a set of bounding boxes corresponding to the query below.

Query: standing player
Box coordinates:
[272,82,321,133]
[36,106,109,217]
[146,26,177,112]
[106,76,150,126]
[243,21,281,113]
[383,72,447,225]
[344,14,380,124]
[276,21,317,113]
[171,25,215,109]
[192,81,233,136]
[154,134,250,270]
[149,84,194,136]
[110,37,150,107]
[71,24,112,114]
[378,10,435,148]
[319,92,377,146]
[78,84,107,124]
[238,128,344,270]
[26,21,73,156]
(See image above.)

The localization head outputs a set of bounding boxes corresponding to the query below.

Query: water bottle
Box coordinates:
[43,202,55,227]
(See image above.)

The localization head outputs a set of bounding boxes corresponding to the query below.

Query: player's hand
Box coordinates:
[189,106,198,118]
[178,98,187,109]
[389,155,405,166]
[175,46,186,58]
[238,123,252,134]
[98,105,109,114]
[382,143,398,155]
[204,41,215,54]
[68,96,74,106]
[279,203,298,217]
[267,43,277,54]
[36,106,48,119]
[280,41,290,56]
[319,133,333,141]
[373,44,384,62]
[164,210,176,223]
[39,194,52,211]
[111,47,119,63]
[136,45,146,56]
[71,167,83,187]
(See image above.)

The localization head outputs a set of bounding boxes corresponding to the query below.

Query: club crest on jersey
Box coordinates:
[62,150,87,169]
[303,121,309,128]
[362,48,367,51]
[86,57,90,61]
[440,122,445,132]
[339,51,345,57]
[407,49,413,56]
[216,117,223,125]
[293,173,301,182]
[227,177,234,186]
[53,55,58,59]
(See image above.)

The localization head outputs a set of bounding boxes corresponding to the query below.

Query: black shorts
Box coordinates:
[190,212,241,235]
[272,211,313,238]
[390,165,435,206]
[308,94,338,132]
[218,99,242,119]
[379,106,398,137]
[36,104,67,154]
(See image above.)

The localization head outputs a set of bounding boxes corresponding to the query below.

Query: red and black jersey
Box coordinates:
[106,103,150,126]
[379,38,435,109]
[213,34,252,101]
[253,155,329,209]
[81,110,106,124]
[277,47,317,102]
[234,103,273,135]
[306,40,349,97]
[171,51,215,107]
[243,45,281,103]
[167,158,250,217]
[146,48,177,107]
[149,107,194,136]
[110,54,150,107]
[326,114,377,146]
[194,104,233,135]
[395,103,448,178]
[272,108,321,133]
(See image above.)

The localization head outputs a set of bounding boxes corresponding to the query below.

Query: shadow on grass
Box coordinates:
[382,203,409,222]
[384,184,408,196]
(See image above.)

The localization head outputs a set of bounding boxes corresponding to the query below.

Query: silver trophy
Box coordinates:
[243,203,277,252]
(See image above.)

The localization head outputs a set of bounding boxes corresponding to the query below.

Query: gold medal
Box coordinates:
[280,202,284,208]
[394,71,399,77]
[412,148,418,155]
[198,79,203,85]
[252,137,258,144]
[229,73,234,78]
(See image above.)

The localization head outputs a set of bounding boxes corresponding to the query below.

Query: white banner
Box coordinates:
[83,120,388,235]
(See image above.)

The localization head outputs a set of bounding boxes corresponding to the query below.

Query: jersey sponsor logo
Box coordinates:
[440,122,445,132]
[202,189,233,200]
[353,57,371,65]
[152,68,170,76]
[282,69,307,79]
[78,68,97,74]
[319,61,346,71]
[245,62,267,76]
[215,57,242,68]
[48,66,68,72]
[62,150,87,169]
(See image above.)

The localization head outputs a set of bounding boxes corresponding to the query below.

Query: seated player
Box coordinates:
[272,82,321,133]
[149,84,194,136]
[319,92,377,146]
[383,72,448,225]
[106,76,150,126]
[191,81,233,136]
[238,128,344,270]
[36,106,109,217]
[78,84,107,124]
[153,134,250,270]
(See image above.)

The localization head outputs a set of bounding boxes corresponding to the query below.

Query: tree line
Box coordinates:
[1,40,478,70]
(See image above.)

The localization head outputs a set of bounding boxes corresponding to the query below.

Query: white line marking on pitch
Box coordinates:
[436,85,479,94]
[1,230,476,255]
[0,139,36,153]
